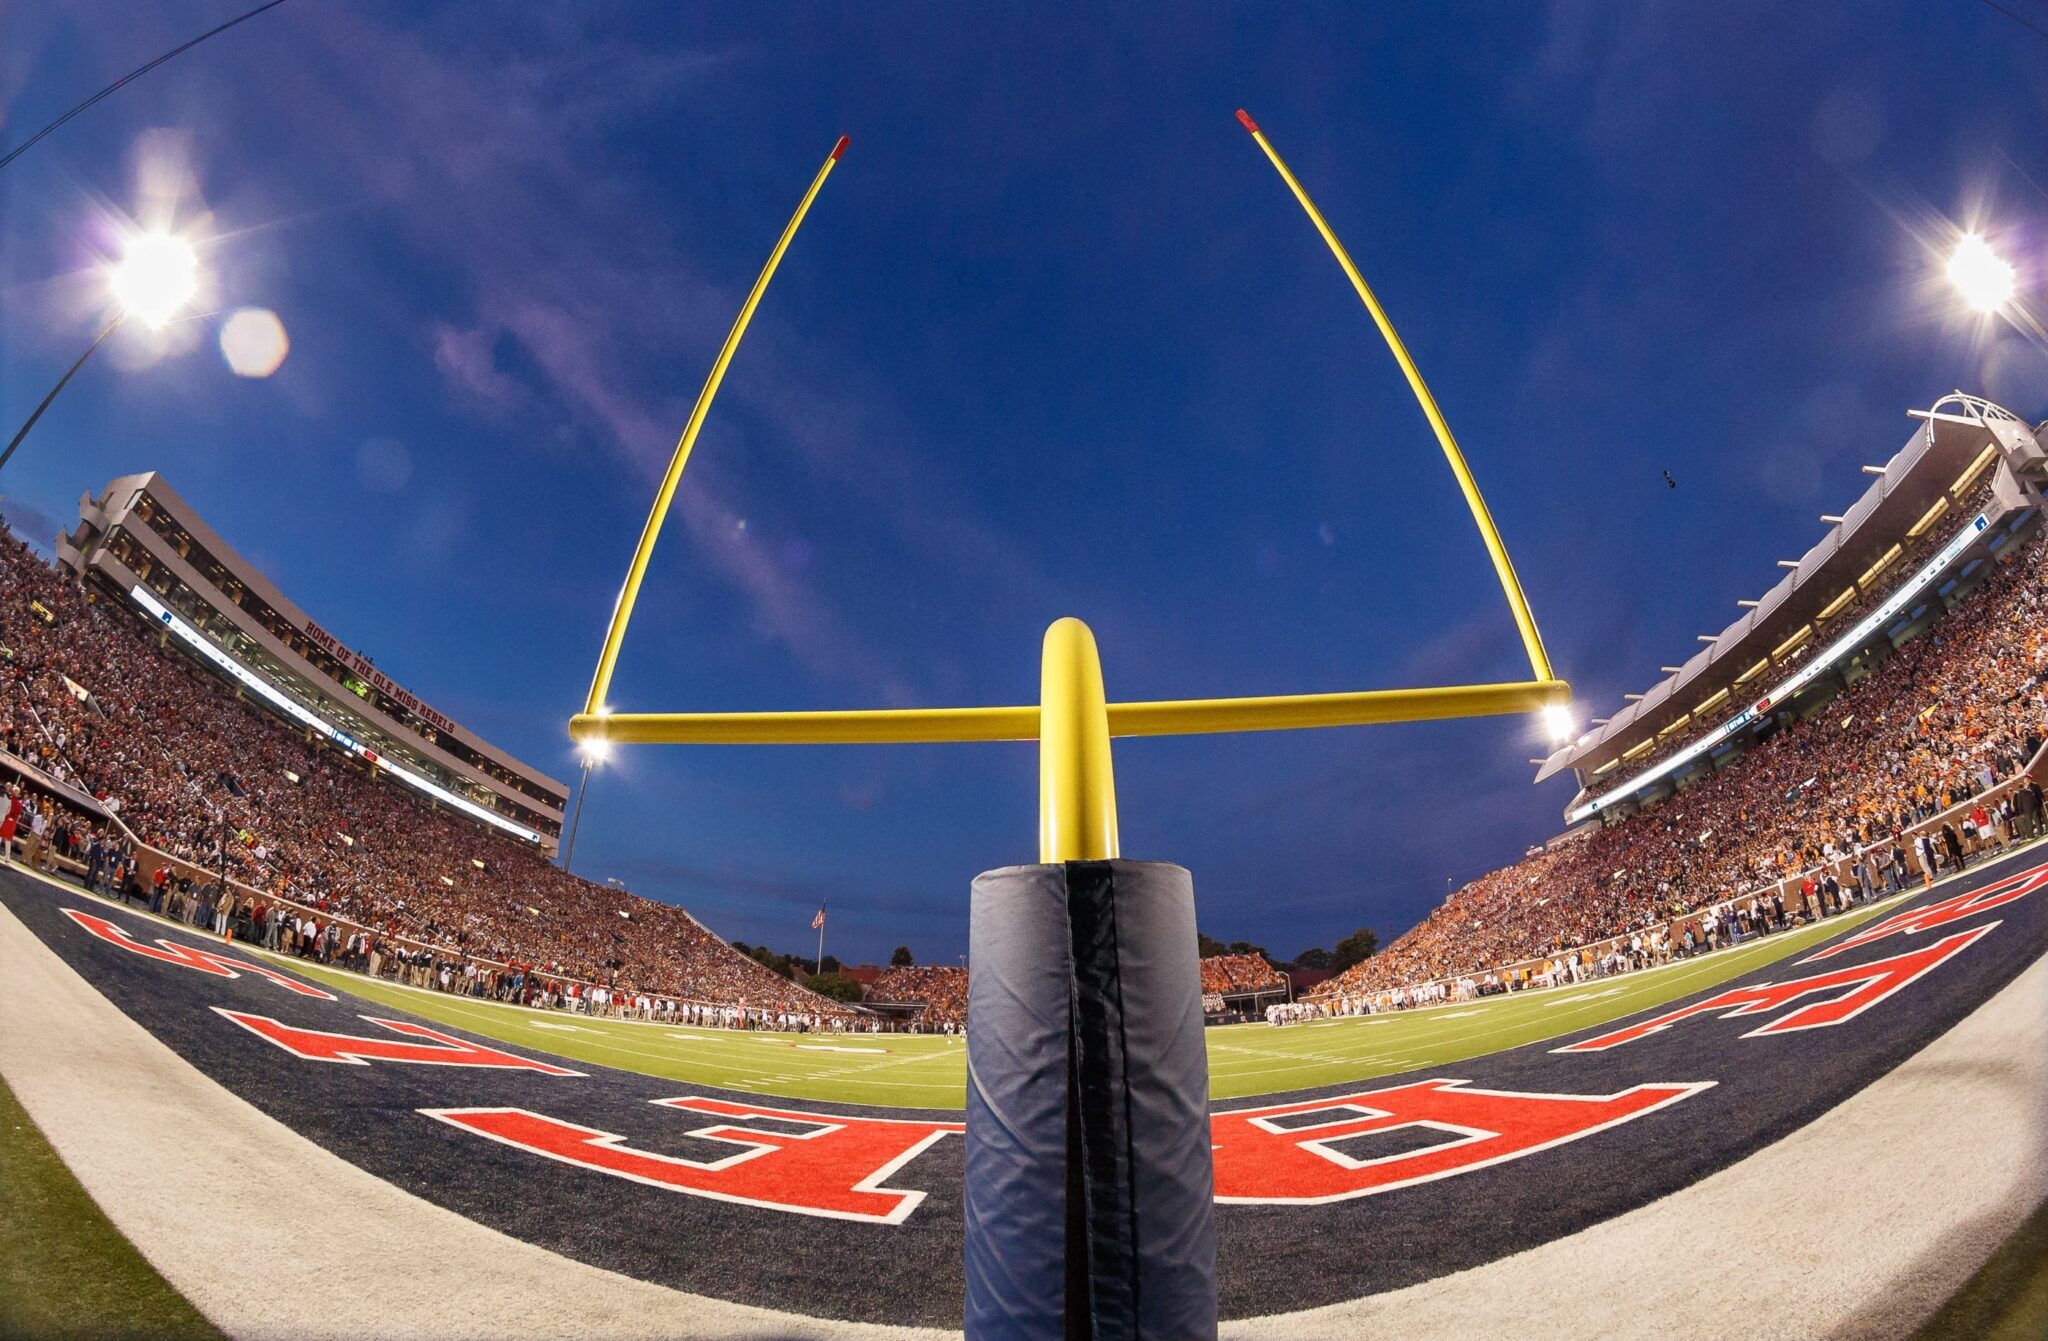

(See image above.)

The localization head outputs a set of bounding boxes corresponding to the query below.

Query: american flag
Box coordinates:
[811,905,827,930]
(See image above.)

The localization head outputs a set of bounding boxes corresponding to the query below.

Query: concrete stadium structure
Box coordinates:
[54,473,567,846]
[1537,393,2047,825]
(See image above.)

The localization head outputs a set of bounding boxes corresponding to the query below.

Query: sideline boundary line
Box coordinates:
[4,878,2042,1337]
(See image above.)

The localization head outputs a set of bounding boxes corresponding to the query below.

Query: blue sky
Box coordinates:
[3,3,2044,965]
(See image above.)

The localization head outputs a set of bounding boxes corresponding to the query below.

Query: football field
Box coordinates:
[264,888,1917,1108]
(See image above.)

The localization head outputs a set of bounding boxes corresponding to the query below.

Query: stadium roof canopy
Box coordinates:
[1534,393,2047,820]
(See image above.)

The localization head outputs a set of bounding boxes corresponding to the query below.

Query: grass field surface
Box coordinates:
[258,888,1917,1108]
[0,1074,222,1341]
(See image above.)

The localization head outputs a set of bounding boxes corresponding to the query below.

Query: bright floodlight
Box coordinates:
[1540,702,1574,746]
[580,738,612,765]
[1947,234,2016,313]
[108,231,199,328]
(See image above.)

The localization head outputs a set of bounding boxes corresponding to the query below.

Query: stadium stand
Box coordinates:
[1584,474,2001,786]
[4,483,2039,1031]
[865,963,969,1028]
[0,524,850,1022]
[864,954,1290,1030]
[1198,952,1285,998]
[1311,519,2047,1008]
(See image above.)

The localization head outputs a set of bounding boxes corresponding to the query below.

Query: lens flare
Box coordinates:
[1946,234,2015,313]
[107,231,199,328]
[1541,702,1575,746]
[220,307,289,376]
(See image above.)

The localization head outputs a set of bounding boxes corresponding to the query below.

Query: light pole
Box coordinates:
[1,230,201,475]
[559,738,608,873]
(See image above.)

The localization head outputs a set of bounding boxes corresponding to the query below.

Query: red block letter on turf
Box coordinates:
[1555,922,1997,1053]
[63,909,335,999]
[213,1009,584,1074]
[1800,860,2048,963]
[421,1097,962,1224]
[1211,1078,1711,1204]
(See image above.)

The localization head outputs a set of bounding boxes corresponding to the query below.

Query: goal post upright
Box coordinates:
[567,114,1573,1340]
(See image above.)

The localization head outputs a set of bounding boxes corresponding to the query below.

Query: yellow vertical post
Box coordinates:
[1038,617,1120,863]
[1236,109,1556,685]
[583,134,850,718]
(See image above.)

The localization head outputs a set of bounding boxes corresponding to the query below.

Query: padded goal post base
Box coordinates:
[963,860,1217,1340]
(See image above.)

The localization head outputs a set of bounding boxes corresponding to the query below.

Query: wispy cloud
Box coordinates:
[242,9,1074,703]
[430,323,527,417]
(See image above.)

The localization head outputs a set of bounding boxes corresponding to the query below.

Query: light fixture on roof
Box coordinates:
[1697,635,1719,643]
[107,230,201,329]
[1777,560,1800,569]
[1624,693,1644,701]
[1820,514,1844,524]
[1946,233,2016,313]
[1860,465,1887,475]
[1660,665,1683,673]
[1738,599,1760,608]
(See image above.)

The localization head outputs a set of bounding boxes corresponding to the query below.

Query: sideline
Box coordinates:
[3,864,2043,1337]
[0,896,945,1341]
[1226,951,2048,1341]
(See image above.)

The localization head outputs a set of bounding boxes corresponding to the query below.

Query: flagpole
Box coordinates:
[815,903,826,976]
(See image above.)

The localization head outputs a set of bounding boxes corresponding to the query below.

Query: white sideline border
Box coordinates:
[0,896,946,1341]
[1225,950,2048,1341]
[2,879,2044,1339]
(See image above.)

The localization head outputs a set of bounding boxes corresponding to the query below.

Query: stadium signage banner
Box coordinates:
[422,1098,962,1224]
[1209,1079,1711,1204]
[61,908,338,999]
[130,585,543,843]
[1569,513,1992,823]
[301,618,460,737]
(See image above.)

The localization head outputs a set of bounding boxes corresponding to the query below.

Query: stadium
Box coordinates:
[2,8,2047,1341]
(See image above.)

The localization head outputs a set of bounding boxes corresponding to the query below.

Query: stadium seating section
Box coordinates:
[0,527,843,1017]
[1,516,2041,1023]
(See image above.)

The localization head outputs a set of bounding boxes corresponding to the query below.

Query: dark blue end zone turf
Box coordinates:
[4,844,2044,1326]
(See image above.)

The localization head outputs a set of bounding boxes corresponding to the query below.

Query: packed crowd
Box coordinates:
[1313,521,2048,1007]
[1302,857,1928,1017]
[0,527,849,1020]
[865,964,969,1029]
[1199,952,1286,997]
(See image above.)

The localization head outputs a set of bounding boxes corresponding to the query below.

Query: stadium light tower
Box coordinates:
[559,734,609,873]
[0,228,203,475]
[1946,233,2016,313]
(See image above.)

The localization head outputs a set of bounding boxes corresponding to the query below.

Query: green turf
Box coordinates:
[260,889,1916,1108]
[0,1073,222,1341]
[1913,1195,2048,1341]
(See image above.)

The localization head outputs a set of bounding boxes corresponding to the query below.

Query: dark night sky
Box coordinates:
[3,2,2044,964]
